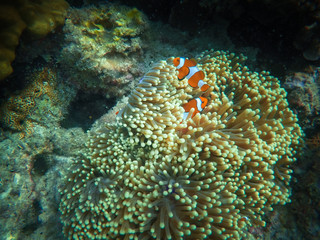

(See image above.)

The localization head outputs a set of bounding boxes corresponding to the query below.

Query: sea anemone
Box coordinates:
[60,50,302,239]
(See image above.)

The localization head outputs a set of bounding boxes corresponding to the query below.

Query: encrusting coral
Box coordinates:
[60,4,148,98]
[0,0,68,81]
[59,50,303,239]
[0,67,59,138]
[283,68,320,129]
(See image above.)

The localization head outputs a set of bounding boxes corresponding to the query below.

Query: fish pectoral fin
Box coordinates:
[178,75,185,80]
[178,66,189,80]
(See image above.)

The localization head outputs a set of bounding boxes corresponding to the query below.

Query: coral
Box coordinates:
[289,144,320,239]
[0,67,59,138]
[59,50,303,239]
[59,4,148,98]
[283,68,320,129]
[0,0,69,81]
[20,0,69,37]
[0,136,54,239]
[0,123,87,239]
[306,133,320,149]
[0,5,26,81]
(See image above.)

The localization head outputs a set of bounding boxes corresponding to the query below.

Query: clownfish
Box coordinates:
[173,57,210,92]
[182,96,208,120]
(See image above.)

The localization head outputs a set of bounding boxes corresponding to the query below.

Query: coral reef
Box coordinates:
[59,4,148,98]
[290,146,320,239]
[0,5,26,81]
[0,136,54,240]
[0,125,87,239]
[0,63,84,239]
[60,50,302,239]
[283,68,320,129]
[0,0,69,81]
[0,67,60,138]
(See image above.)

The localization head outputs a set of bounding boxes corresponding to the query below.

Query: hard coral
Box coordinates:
[60,4,148,98]
[0,67,58,138]
[60,50,303,239]
[20,0,69,37]
[0,0,69,81]
[284,68,320,129]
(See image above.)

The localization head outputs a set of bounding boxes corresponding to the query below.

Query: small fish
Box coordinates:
[173,57,210,92]
[239,216,249,222]
[182,96,208,120]
[115,108,124,118]
[139,76,144,83]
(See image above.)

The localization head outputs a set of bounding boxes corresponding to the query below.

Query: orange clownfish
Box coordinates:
[182,96,208,120]
[173,57,210,92]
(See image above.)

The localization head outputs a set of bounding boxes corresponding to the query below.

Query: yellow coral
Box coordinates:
[66,4,147,54]
[0,0,68,81]
[59,50,302,239]
[59,4,148,98]
[0,6,26,80]
[126,8,145,25]
[21,0,69,36]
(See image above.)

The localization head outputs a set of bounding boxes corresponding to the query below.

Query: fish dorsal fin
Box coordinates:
[190,58,197,65]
